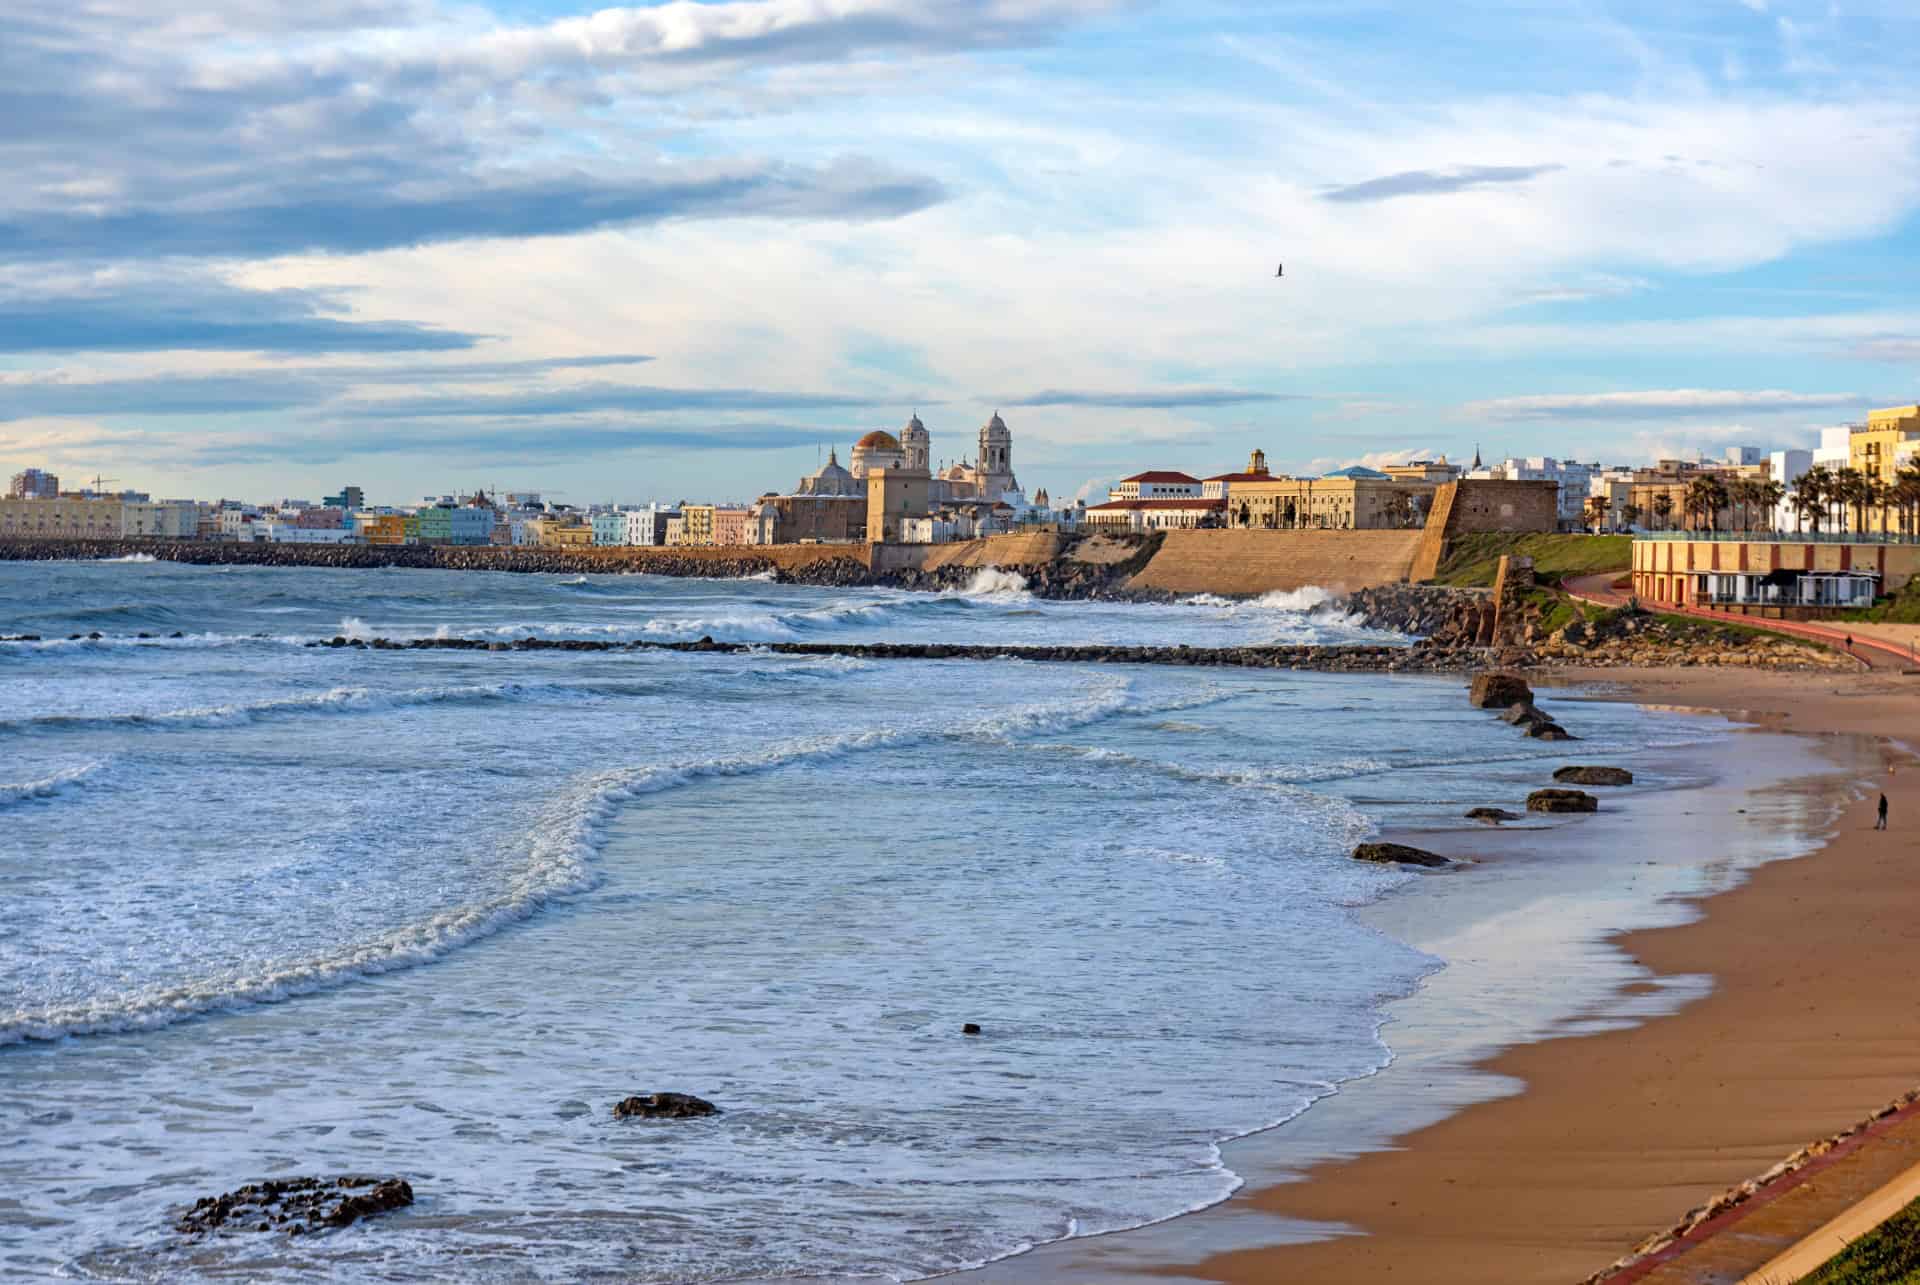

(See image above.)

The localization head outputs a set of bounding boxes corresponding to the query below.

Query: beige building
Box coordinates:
[0,496,125,539]
[748,494,865,545]
[866,465,931,543]
[1227,473,1436,530]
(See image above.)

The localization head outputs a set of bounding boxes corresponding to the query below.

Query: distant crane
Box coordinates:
[87,474,118,493]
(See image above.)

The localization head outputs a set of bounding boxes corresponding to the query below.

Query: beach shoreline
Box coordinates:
[966,666,1920,1285]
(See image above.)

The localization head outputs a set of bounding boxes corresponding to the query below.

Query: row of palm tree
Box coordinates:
[1789,463,1920,537]
[1605,463,1920,537]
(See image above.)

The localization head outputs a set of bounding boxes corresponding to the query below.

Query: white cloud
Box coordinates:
[1464,389,1869,419]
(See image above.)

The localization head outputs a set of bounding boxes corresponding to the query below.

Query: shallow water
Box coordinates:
[0,562,1722,1281]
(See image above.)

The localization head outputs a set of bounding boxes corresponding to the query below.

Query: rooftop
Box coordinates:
[1118,470,1201,484]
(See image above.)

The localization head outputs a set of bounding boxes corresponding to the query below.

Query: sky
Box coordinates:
[3,0,1919,507]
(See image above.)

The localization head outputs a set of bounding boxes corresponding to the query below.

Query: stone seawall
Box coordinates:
[1125,529,1425,595]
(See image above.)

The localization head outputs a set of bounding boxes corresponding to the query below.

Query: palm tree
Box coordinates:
[1621,502,1642,531]
[1757,479,1785,534]
[1896,464,1920,538]
[1684,474,1729,533]
[1792,466,1833,534]
[1833,467,1870,535]
[1651,492,1674,531]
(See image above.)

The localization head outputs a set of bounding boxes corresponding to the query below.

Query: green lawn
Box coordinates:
[1431,533,1633,588]
[1799,1195,1920,1284]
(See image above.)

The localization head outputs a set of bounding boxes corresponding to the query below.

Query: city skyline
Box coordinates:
[3,1,1919,502]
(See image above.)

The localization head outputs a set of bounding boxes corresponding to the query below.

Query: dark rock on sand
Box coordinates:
[1554,766,1633,786]
[176,1176,413,1237]
[962,1023,982,1035]
[613,1092,719,1120]
[1500,702,1549,726]
[1465,807,1522,824]
[1525,721,1575,741]
[1352,842,1450,868]
[1469,672,1533,710]
[1526,788,1598,814]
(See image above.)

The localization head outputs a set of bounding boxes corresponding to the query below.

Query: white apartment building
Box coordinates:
[1108,471,1203,501]
[623,504,680,547]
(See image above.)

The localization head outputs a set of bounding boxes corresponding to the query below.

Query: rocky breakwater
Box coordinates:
[303,633,1478,673]
[1346,583,1494,641]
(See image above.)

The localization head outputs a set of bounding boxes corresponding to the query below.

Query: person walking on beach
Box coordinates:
[1878,793,1890,830]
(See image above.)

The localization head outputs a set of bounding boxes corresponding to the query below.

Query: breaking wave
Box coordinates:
[0,683,536,736]
[0,759,109,808]
[1,674,1157,1046]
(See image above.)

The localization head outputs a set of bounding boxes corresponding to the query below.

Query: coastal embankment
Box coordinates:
[0,528,1425,600]
[988,666,1920,1285]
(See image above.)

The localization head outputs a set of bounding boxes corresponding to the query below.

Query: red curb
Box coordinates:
[1600,1095,1920,1283]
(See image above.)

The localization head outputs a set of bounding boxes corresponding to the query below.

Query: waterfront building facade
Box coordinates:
[1633,532,1920,616]
[1082,496,1225,532]
[1110,471,1202,501]
[1227,471,1436,530]
[592,511,628,546]
[624,504,680,546]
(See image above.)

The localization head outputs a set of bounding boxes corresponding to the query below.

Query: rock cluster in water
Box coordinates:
[1554,766,1634,787]
[176,1176,413,1237]
[1526,788,1600,814]
[613,1092,720,1120]
[1351,842,1451,868]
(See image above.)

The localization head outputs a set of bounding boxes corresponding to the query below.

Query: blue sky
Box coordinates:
[3,0,1917,506]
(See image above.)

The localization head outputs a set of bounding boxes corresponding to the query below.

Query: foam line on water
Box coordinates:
[1,674,1156,1046]
[0,683,538,736]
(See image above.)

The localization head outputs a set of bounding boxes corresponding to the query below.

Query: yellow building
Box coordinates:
[358,513,410,546]
[524,516,591,548]
[1850,405,1920,533]
[677,504,717,546]
[1227,474,1435,530]
[866,466,930,543]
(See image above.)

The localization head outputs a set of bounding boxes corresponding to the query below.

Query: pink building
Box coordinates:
[712,506,752,546]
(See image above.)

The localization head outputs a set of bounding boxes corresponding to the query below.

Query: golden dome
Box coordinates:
[855,430,902,451]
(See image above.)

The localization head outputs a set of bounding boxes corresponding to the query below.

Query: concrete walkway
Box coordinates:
[1560,573,1917,673]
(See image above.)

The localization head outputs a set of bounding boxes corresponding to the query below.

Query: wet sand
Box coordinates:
[971,667,1920,1285]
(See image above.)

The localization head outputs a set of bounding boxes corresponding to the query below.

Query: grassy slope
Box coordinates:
[1839,581,1920,624]
[1431,533,1633,588]
[1800,1195,1920,1284]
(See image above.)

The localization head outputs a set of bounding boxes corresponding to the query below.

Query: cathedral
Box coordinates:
[818,411,1019,503]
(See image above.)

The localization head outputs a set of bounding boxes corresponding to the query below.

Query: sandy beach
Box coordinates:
[963,665,1920,1285]
[1185,667,1920,1285]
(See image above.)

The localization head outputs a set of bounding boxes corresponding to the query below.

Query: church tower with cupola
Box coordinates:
[900,413,931,472]
[974,411,1017,501]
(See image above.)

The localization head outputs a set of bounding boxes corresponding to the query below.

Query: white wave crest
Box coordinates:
[958,568,1032,600]
[1,683,529,735]
[0,759,108,807]
[100,552,157,563]
[0,675,1157,1045]
[338,615,373,640]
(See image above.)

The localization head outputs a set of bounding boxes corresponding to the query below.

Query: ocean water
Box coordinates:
[0,561,1721,1281]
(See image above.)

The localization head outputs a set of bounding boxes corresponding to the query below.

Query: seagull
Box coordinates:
[1275,264,1283,277]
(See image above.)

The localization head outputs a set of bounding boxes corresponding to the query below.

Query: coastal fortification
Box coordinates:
[1125,529,1423,595]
